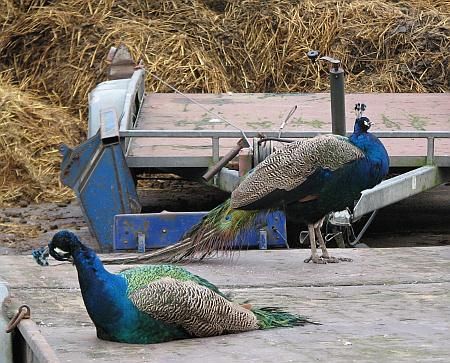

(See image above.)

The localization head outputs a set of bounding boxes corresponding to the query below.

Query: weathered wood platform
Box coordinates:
[129,93,450,165]
[2,246,450,362]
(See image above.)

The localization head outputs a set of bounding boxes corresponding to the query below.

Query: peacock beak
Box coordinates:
[49,246,71,261]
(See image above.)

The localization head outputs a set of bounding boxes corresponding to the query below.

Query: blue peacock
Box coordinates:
[48,230,313,344]
[125,115,389,265]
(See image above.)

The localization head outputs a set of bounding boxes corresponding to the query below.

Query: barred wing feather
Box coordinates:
[231,135,365,209]
[129,277,258,337]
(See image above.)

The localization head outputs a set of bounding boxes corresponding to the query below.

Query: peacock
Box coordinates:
[103,115,389,265]
[48,230,314,344]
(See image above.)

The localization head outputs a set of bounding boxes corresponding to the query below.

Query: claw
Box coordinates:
[321,256,353,263]
[337,257,353,262]
[304,255,353,264]
[304,255,327,264]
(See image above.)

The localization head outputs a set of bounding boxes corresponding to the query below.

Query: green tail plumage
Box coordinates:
[102,199,264,265]
[252,307,317,329]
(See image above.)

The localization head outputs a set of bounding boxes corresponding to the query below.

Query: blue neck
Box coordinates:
[348,124,390,182]
[71,244,189,343]
[72,245,127,328]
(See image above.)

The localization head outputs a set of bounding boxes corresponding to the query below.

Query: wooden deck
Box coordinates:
[129,93,450,164]
[2,246,450,362]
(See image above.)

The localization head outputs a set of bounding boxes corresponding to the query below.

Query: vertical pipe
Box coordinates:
[426,137,435,164]
[329,67,346,136]
[238,148,252,177]
[212,137,220,163]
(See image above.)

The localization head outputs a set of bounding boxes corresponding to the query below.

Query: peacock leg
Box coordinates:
[304,224,326,264]
[315,218,353,263]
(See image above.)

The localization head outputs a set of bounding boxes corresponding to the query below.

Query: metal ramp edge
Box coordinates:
[353,165,449,220]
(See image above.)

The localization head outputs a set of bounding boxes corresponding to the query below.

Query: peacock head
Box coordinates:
[354,117,372,133]
[48,230,81,261]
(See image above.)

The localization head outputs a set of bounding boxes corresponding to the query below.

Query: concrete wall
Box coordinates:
[0,282,13,363]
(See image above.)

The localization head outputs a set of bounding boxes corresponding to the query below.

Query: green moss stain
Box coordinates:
[382,114,400,129]
[409,114,427,130]
[290,117,324,129]
[174,118,211,130]
[247,121,274,129]
[308,119,325,128]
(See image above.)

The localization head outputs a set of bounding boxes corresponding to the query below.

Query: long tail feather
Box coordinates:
[252,307,319,329]
[103,199,264,265]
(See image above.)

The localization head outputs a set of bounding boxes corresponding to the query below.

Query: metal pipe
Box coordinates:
[120,129,450,139]
[202,138,249,182]
[238,148,252,177]
[330,66,346,136]
[426,137,435,165]
[212,137,220,163]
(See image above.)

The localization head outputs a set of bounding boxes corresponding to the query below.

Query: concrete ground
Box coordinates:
[2,246,450,362]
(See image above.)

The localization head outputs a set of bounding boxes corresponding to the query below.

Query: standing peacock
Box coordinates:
[104,115,389,265]
[48,230,313,344]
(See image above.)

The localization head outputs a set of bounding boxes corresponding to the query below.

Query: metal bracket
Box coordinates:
[319,56,341,72]
[6,305,30,333]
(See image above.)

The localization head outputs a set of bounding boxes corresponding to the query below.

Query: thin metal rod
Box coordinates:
[149,72,252,149]
[278,105,297,138]
[350,210,378,246]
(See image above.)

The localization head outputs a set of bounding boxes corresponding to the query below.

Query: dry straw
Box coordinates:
[0,74,83,205]
[0,0,449,206]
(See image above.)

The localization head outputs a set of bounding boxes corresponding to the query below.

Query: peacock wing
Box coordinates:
[128,277,259,337]
[231,135,365,209]
[119,264,229,299]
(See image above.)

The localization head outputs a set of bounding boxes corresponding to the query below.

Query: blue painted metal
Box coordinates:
[60,135,102,189]
[60,131,140,251]
[113,210,287,251]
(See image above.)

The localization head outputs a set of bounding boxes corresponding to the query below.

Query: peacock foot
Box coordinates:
[304,255,353,264]
[304,255,327,264]
[321,255,353,263]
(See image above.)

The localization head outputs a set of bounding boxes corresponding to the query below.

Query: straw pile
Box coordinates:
[0,74,83,205]
[0,0,449,206]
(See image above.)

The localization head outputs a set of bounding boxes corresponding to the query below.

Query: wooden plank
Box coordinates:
[128,93,450,160]
[1,246,450,362]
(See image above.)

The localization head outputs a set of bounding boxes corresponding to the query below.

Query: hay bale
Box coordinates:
[0,74,83,205]
[0,0,448,206]
[0,0,448,114]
